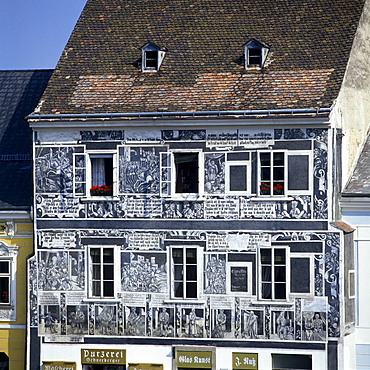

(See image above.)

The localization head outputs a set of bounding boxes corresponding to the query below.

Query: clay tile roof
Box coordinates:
[35,0,366,115]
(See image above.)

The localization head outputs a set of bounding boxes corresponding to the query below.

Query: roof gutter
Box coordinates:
[27,107,332,121]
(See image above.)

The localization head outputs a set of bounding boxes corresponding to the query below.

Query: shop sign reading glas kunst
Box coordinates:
[176,351,212,369]
[81,349,126,365]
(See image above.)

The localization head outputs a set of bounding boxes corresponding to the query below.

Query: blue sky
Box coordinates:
[0,0,87,70]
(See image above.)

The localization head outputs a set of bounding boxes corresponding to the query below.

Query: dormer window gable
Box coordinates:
[245,39,269,69]
[141,42,166,72]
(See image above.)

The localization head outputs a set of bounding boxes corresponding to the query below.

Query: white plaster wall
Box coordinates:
[216,346,327,370]
[330,0,370,188]
[342,205,370,369]
[40,344,173,370]
[40,343,328,370]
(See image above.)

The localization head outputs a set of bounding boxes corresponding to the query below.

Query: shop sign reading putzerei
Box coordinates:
[81,349,126,365]
[232,353,258,370]
[176,351,212,369]
[43,362,76,370]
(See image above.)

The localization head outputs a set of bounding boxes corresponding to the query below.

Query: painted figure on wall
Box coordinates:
[303,311,326,341]
[95,305,117,335]
[120,147,160,194]
[242,310,258,339]
[125,307,145,336]
[204,154,225,194]
[35,147,74,193]
[67,306,88,335]
[121,252,167,293]
[153,307,174,337]
[38,251,84,291]
[204,255,226,294]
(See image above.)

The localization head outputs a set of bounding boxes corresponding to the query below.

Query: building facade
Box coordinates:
[26,0,370,369]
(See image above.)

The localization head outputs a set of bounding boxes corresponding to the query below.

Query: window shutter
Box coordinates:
[74,153,87,196]
[287,154,309,191]
[160,152,171,197]
[113,153,118,196]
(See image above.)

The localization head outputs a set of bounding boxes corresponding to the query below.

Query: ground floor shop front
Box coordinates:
[38,342,332,370]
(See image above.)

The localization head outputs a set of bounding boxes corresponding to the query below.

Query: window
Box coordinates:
[89,154,115,196]
[260,246,288,300]
[171,247,200,299]
[245,39,269,69]
[0,353,8,370]
[174,153,199,193]
[141,42,166,72]
[160,151,202,198]
[272,354,312,370]
[89,247,115,298]
[248,48,262,67]
[226,157,251,194]
[0,261,10,304]
[259,152,285,196]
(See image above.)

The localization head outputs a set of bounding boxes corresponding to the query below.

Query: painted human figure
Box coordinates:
[43,312,57,333]
[243,310,258,339]
[158,308,170,336]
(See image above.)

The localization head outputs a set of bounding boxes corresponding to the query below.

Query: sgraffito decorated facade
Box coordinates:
[27,121,353,369]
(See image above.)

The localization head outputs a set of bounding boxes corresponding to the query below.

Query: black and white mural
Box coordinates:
[33,128,329,221]
[121,252,167,293]
[30,228,336,344]
[30,126,338,348]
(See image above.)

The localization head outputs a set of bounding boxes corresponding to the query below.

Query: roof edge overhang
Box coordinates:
[28,107,332,127]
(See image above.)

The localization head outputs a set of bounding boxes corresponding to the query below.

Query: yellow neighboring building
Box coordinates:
[0,70,52,370]
[0,215,33,370]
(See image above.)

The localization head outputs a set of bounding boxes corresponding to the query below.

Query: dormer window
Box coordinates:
[141,42,166,72]
[245,39,269,69]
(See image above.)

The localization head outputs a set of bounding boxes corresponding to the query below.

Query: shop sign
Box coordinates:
[176,351,212,369]
[232,353,258,370]
[43,362,76,370]
[128,363,163,370]
[81,349,126,365]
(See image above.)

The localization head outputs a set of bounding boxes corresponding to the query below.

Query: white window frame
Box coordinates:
[227,261,253,296]
[245,40,269,69]
[257,150,287,197]
[141,44,166,72]
[225,160,252,195]
[86,150,118,198]
[161,150,204,200]
[0,242,18,320]
[87,246,118,299]
[286,150,312,196]
[169,246,203,301]
[258,245,290,301]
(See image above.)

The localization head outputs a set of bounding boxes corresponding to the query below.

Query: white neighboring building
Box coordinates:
[341,134,370,370]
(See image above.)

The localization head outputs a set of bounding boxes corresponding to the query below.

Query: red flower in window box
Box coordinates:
[90,185,113,196]
[260,182,271,195]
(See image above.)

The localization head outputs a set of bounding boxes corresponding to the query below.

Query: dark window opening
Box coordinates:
[248,48,262,66]
[0,353,8,370]
[272,354,312,370]
[145,51,158,69]
[174,153,199,193]
[0,261,9,304]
